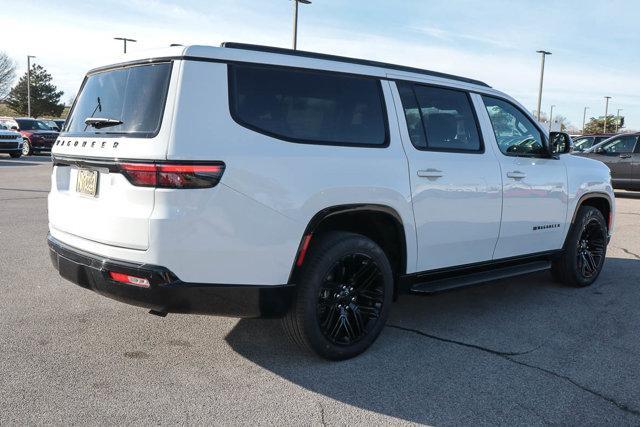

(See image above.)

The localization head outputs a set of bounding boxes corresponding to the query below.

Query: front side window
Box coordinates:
[65,62,172,137]
[229,65,387,146]
[397,82,481,152]
[482,96,546,157]
[599,136,637,154]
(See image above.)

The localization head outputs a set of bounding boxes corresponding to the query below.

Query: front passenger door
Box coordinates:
[480,96,568,259]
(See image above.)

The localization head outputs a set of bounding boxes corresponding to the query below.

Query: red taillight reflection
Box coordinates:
[296,234,313,267]
[120,163,158,186]
[118,162,225,189]
[109,271,151,288]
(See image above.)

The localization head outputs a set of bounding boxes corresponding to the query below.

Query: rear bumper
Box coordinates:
[47,234,293,318]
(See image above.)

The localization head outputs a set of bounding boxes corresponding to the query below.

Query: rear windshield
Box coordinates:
[65,62,172,137]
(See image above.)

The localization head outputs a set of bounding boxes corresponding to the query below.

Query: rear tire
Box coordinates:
[552,206,607,287]
[283,231,394,360]
[9,152,21,158]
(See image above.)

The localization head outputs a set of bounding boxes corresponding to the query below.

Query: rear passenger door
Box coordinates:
[480,96,568,259]
[392,81,502,271]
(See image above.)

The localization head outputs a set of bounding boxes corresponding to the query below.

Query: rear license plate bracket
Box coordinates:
[76,168,99,197]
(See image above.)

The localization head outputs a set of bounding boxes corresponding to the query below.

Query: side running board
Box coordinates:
[410,260,552,294]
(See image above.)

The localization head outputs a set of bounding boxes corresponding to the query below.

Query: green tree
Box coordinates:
[6,64,64,117]
[583,115,623,134]
[0,52,16,100]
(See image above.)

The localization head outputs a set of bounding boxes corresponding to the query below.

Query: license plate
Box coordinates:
[76,169,98,197]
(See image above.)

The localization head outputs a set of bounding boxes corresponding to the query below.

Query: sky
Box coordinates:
[3,0,639,130]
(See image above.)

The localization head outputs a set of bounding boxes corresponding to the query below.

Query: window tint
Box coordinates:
[482,96,545,157]
[600,136,637,153]
[573,137,594,150]
[397,82,481,152]
[66,63,172,137]
[396,82,427,148]
[16,119,51,131]
[230,65,387,146]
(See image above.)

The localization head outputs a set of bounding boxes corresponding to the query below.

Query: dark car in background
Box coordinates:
[14,118,59,156]
[571,134,615,152]
[53,119,65,131]
[39,119,66,131]
[576,132,640,191]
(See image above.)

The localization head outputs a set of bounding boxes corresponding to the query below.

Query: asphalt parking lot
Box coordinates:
[1,155,640,425]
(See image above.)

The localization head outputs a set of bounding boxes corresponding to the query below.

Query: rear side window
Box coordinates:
[396,82,482,152]
[229,65,388,147]
[65,62,172,137]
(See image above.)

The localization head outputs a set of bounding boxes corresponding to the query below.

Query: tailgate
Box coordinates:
[49,160,154,250]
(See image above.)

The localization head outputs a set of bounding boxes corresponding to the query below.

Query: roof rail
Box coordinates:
[221,42,490,88]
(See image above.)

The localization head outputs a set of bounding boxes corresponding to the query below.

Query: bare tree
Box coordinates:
[0,52,16,100]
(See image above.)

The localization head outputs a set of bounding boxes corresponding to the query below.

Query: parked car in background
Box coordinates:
[14,118,59,156]
[0,117,19,130]
[53,119,66,130]
[40,119,62,131]
[576,132,640,191]
[572,134,615,152]
[0,124,23,158]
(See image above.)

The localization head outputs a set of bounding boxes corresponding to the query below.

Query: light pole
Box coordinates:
[535,50,552,121]
[292,0,311,50]
[26,55,36,118]
[582,106,589,134]
[616,108,623,133]
[114,37,137,54]
[549,104,555,130]
[603,96,611,133]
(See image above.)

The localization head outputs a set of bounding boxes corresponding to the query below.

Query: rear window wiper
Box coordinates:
[84,117,123,129]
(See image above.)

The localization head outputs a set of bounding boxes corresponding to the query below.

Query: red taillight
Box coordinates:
[120,163,157,186]
[119,162,225,189]
[109,271,151,288]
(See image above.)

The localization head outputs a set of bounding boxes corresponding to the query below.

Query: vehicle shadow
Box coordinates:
[23,155,52,162]
[225,257,640,424]
[0,160,42,167]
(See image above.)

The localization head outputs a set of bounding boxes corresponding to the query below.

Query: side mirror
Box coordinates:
[595,147,606,154]
[549,132,572,155]
[10,126,18,131]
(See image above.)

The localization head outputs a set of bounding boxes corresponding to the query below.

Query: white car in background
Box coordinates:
[0,123,23,158]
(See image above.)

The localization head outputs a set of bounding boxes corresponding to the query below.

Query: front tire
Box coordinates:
[9,152,21,158]
[552,206,607,287]
[22,140,32,156]
[283,231,394,360]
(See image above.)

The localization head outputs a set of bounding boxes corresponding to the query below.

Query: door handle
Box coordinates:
[417,169,444,178]
[506,171,527,180]
[619,154,632,159]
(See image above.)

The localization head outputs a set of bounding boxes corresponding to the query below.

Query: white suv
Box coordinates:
[48,43,614,360]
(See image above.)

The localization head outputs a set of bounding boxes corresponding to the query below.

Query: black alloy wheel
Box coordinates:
[576,218,606,279]
[283,231,393,360]
[317,253,385,346]
[552,205,607,287]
